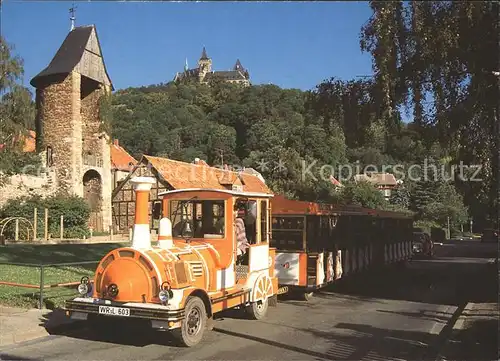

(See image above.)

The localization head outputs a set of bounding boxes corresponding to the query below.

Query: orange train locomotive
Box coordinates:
[64,177,278,347]
[271,195,414,299]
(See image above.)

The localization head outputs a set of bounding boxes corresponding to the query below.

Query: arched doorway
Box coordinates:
[83,169,103,232]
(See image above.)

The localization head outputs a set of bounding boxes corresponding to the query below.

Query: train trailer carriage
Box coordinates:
[372,209,414,266]
[270,200,337,299]
[270,196,353,299]
[270,195,414,300]
[333,207,414,277]
[335,208,376,278]
[64,177,278,347]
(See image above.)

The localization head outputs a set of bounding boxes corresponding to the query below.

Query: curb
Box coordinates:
[0,309,85,350]
[451,302,474,331]
[429,305,456,335]
[434,302,475,361]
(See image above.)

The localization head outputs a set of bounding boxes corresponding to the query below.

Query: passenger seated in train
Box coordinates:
[234,204,250,265]
[173,215,192,238]
[213,217,225,235]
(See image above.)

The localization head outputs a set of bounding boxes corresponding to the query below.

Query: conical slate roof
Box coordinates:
[30,25,113,90]
[200,46,209,60]
[233,59,243,70]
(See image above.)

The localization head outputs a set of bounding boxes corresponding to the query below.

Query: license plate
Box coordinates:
[98,306,130,317]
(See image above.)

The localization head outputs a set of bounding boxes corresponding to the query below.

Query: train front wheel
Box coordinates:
[173,296,207,347]
[246,298,269,320]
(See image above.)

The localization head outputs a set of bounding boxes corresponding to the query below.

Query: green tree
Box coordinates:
[389,185,410,209]
[339,181,388,209]
[0,36,40,186]
[410,157,441,218]
[0,36,34,146]
[361,1,499,229]
[422,182,468,231]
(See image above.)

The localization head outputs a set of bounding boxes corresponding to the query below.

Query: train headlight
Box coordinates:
[159,290,170,302]
[159,281,173,304]
[78,276,92,295]
[107,283,119,298]
[77,283,88,295]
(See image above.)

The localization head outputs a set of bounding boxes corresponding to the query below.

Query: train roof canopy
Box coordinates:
[271,195,413,219]
[271,195,363,216]
[159,188,274,199]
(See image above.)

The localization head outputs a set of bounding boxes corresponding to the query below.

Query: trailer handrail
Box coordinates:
[0,259,100,309]
[0,260,99,267]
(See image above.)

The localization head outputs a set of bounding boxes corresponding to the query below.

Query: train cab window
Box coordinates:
[260,200,268,243]
[152,201,162,230]
[236,199,257,244]
[152,201,162,218]
[169,200,225,239]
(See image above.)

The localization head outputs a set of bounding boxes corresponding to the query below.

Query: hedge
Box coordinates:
[0,194,91,240]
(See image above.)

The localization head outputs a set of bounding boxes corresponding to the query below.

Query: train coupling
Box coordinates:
[277,286,289,295]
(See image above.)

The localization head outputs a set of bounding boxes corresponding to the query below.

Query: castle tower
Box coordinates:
[198,47,212,81]
[233,59,250,80]
[30,25,114,232]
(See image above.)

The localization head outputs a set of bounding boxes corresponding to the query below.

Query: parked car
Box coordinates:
[480,229,499,243]
[412,232,434,257]
[450,232,473,241]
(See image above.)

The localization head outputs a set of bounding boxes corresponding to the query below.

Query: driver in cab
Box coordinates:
[234,204,250,263]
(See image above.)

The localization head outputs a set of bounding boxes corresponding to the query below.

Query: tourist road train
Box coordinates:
[64,176,414,347]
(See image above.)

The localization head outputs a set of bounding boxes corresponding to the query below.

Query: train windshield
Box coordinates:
[169,199,226,239]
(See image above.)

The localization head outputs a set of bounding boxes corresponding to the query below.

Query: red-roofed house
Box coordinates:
[110,139,137,187]
[354,172,399,199]
[329,175,343,190]
[0,130,36,152]
[111,155,272,233]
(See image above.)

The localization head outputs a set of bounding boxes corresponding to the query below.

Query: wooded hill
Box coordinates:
[1,1,498,234]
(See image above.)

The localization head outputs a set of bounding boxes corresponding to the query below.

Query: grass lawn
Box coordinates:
[0,242,128,309]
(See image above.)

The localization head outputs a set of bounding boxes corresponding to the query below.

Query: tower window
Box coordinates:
[46,146,53,167]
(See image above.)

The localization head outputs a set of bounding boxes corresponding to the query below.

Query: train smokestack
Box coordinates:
[158,218,173,249]
[130,176,156,249]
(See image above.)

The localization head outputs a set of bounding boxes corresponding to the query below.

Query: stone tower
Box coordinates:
[198,47,212,81]
[30,25,114,232]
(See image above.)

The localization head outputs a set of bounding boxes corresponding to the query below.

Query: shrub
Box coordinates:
[0,194,91,240]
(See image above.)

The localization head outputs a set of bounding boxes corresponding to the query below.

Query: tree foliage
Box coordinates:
[0,36,40,186]
[2,2,497,232]
[360,1,498,229]
[108,74,479,228]
[338,181,388,209]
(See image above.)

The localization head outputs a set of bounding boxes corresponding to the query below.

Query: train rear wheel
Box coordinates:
[302,292,314,301]
[173,296,206,347]
[246,298,269,320]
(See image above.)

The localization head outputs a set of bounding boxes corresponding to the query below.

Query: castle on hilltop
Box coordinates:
[173,47,250,87]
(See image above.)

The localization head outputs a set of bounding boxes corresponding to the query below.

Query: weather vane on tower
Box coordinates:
[69,3,77,31]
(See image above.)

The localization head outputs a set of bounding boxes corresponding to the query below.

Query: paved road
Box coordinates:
[0,241,496,361]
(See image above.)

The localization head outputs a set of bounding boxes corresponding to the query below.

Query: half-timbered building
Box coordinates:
[111,155,271,234]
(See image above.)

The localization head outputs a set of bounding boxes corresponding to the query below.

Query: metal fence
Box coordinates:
[0,260,99,309]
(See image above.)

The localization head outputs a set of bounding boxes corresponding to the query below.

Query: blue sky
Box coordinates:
[2,1,374,93]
